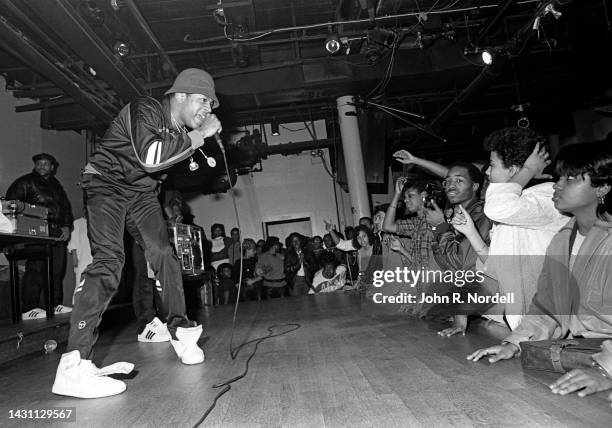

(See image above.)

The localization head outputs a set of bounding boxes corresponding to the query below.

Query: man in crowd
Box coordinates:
[7,153,73,319]
[52,68,222,399]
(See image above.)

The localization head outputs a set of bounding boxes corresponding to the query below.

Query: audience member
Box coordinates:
[310,252,347,294]
[284,233,317,296]
[255,236,287,298]
[227,227,241,265]
[451,128,569,330]
[215,263,234,305]
[424,162,492,336]
[210,223,232,270]
[468,141,612,399]
[233,238,262,301]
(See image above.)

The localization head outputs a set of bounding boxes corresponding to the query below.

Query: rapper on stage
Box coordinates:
[52,69,222,399]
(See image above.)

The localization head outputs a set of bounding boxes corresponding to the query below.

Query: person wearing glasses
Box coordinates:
[52,69,222,399]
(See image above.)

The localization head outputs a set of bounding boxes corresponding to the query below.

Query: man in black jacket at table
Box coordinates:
[6,152,73,319]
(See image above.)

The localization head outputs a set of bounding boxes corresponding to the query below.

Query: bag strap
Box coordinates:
[550,343,564,372]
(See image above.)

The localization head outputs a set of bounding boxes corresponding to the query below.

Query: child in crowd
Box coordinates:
[215,263,234,305]
[451,128,569,330]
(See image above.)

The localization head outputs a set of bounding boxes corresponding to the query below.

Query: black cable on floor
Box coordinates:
[191,323,300,428]
[192,141,300,427]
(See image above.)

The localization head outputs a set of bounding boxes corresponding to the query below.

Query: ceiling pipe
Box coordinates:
[124,0,178,76]
[474,0,517,47]
[26,0,145,103]
[0,15,115,123]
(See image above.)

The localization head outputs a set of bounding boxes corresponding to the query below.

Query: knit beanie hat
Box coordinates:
[164,68,219,108]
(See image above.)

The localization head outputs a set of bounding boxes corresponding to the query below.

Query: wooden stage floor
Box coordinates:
[0,293,610,427]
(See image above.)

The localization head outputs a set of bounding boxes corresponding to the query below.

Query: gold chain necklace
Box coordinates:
[171,114,187,133]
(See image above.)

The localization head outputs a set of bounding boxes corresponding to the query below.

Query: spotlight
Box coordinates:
[481,49,494,65]
[271,119,280,136]
[325,34,341,54]
[113,41,130,57]
[464,45,496,66]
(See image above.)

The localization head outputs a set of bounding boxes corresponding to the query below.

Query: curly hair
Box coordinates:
[555,141,612,219]
[483,127,545,169]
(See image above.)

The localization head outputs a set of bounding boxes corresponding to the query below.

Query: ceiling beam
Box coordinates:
[124,0,178,76]
[0,14,115,123]
[26,0,146,103]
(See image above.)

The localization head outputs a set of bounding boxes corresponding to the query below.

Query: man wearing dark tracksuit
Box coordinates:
[52,69,222,399]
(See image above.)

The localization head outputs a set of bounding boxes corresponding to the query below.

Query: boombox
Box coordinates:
[167,222,205,276]
[0,199,49,236]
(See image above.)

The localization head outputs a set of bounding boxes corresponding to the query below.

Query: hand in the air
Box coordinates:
[393,150,417,165]
[522,142,552,179]
[394,177,407,195]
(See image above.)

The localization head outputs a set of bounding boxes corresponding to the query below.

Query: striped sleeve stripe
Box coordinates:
[145,141,161,165]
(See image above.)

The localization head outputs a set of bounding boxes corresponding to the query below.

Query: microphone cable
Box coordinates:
[191,135,301,427]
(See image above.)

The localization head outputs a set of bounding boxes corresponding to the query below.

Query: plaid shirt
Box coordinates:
[396,213,435,269]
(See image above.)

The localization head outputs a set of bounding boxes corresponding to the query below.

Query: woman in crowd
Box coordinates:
[255,236,287,299]
[352,224,383,290]
[467,141,612,399]
[209,223,232,270]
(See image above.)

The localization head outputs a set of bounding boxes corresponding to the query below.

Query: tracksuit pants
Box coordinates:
[67,174,191,358]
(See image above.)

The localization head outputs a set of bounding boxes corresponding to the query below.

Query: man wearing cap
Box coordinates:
[6,153,74,319]
[52,68,222,399]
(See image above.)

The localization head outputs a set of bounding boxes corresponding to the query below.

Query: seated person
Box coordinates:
[468,141,612,399]
[451,128,569,330]
[215,263,234,305]
[233,238,262,301]
[310,252,347,294]
[255,236,287,299]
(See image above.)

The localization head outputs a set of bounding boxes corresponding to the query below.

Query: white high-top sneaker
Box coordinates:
[170,325,205,365]
[138,317,171,343]
[52,350,132,398]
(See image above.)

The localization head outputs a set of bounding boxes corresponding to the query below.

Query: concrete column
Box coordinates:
[337,95,370,224]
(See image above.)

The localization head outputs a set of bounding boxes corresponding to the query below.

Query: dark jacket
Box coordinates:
[86,96,203,191]
[6,171,73,229]
[431,199,492,272]
[284,248,317,287]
